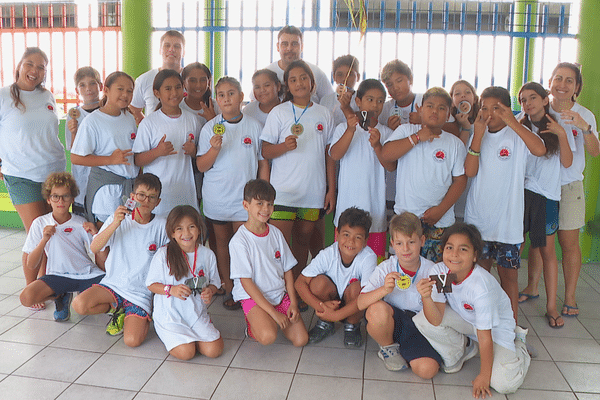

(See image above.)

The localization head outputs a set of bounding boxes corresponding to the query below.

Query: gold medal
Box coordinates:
[395,275,411,290]
[291,123,304,136]
[213,123,226,135]
[68,107,80,119]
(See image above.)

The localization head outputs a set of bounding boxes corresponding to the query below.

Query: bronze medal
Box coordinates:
[68,107,80,119]
[213,123,226,135]
[291,123,304,136]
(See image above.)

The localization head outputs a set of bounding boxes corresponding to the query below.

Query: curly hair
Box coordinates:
[42,172,79,200]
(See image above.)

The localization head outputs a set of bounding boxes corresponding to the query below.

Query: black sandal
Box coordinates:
[223,292,241,310]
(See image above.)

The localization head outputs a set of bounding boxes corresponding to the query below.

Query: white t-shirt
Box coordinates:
[385,125,467,228]
[133,109,201,216]
[0,86,65,182]
[229,224,297,304]
[22,213,104,279]
[524,123,563,201]
[378,94,423,127]
[464,126,531,244]
[180,99,209,128]
[242,100,270,127]
[361,255,435,313]
[550,103,597,185]
[320,91,359,127]
[197,114,263,221]
[98,214,169,314]
[146,245,222,351]
[71,110,139,218]
[430,263,516,352]
[66,107,95,206]
[264,60,334,103]
[261,102,334,208]
[331,122,392,232]
[131,68,159,115]
[302,243,377,299]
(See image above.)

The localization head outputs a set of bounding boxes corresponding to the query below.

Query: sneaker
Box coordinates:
[106,307,125,336]
[378,344,408,371]
[308,319,335,344]
[53,293,72,322]
[343,322,363,348]
[515,325,528,344]
[443,338,478,373]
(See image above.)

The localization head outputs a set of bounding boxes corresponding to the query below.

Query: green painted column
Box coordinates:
[204,0,224,82]
[577,0,600,262]
[510,0,537,110]
[121,0,152,79]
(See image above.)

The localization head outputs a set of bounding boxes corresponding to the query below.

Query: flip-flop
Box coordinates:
[545,313,564,329]
[561,304,579,317]
[28,302,46,311]
[518,292,539,303]
[223,292,241,311]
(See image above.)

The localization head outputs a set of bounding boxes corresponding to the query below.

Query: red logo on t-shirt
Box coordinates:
[498,147,511,160]
[188,133,195,141]
[463,303,474,311]
[572,129,578,137]
[64,227,73,233]
[315,123,324,133]
[275,251,281,260]
[198,269,205,277]
[47,104,54,111]
[243,137,252,146]
[131,132,136,140]
[434,149,446,162]
[148,243,157,252]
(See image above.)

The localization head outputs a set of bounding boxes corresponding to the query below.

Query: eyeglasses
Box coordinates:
[134,192,159,203]
[49,194,73,202]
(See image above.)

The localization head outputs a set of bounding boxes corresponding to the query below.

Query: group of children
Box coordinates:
[13,27,600,398]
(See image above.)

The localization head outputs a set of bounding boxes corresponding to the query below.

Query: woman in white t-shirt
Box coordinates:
[547,63,600,317]
[0,47,66,309]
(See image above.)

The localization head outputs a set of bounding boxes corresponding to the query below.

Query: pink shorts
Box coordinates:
[241,293,291,340]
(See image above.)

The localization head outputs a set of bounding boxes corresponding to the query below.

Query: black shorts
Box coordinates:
[38,274,105,297]
[524,189,547,248]
[391,306,442,364]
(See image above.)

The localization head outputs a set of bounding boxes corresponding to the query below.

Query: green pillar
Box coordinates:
[510,0,537,110]
[122,0,152,79]
[577,0,600,262]
[204,0,224,82]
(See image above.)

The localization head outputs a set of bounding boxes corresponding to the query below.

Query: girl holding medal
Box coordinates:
[261,60,336,279]
[147,205,223,360]
[357,212,441,378]
[197,76,269,310]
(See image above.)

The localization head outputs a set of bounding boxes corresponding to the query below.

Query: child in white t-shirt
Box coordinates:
[229,179,308,347]
[295,207,377,348]
[320,55,360,127]
[243,69,282,127]
[261,60,335,279]
[70,71,139,227]
[382,87,467,263]
[133,69,200,216]
[66,67,102,215]
[414,223,530,397]
[378,59,422,130]
[197,76,269,311]
[357,212,441,378]
[330,79,395,263]
[72,173,169,347]
[464,86,546,322]
[20,172,106,321]
[147,205,223,360]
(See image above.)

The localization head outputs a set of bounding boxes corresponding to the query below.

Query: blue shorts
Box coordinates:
[390,307,442,364]
[95,284,150,319]
[39,274,104,297]
[3,175,44,205]
[482,241,521,269]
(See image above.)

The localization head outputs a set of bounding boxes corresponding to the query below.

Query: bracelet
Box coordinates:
[414,133,421,143]
[461,126,471,132]
[408,134,416,147]
[467,147,481,157]
[164,284,172,298]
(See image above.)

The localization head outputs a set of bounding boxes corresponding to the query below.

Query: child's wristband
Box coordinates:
[461,126,471,132]
[164,285,172,298]
[408,135,416,147]
[414,133,421,143]
[468,147,481,157]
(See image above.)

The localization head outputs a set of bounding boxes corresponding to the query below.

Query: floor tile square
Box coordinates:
[56,384,136,400]
[287,374,363,400]
[173,338,242,367]
[50,322,120,352]
[557,362,600,393]
[580,318,600,340]
[142,360,226,399]
[0,317,74,345]
[433,384,492,400]
[519,360,571,391]
[363,348,432,383]
[506,389,577,399]
[0,315,24,334]
[13,347,101,382]
[209,313,246,340]
[76,353,163,391]
[211,368,293,400]
[106,327,169,360]
[363,380,435,400]
[132,393,194,400]
[540,337,600,363]
[231,340,302,373]
[0,341,44,374]
[527,316,593,339]
[0,375,69,400]
[297,345,365,379]
[0,276,25,295]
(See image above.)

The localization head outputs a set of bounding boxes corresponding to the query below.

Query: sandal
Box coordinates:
[561,304,579,317]
[223,292,241,311]
[545,313,564,329]
[518,292,539,303]
[28,302,46,311]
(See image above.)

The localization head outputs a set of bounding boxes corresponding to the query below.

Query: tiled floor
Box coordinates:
[0,226,599,400]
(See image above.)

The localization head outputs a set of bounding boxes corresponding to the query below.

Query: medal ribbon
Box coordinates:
[291,102,309,126]
[220,112,242,124]
[396,259,419,286]
[183,246,199,277]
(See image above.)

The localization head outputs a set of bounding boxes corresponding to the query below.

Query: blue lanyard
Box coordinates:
[396,259,419,286]
[220,112,242,124]
[292,103,309,125]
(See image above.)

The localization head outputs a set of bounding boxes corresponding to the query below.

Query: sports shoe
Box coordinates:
[53,293,72,322]
[308,319,335,344]
[378,343,408,371]
[443,338,478,373]
[343,322,363,348]
[515,325,528,344]
[106,307,125,336]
